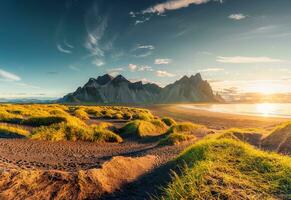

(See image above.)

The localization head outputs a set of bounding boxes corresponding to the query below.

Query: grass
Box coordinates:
[262,122,291,154]
[159,133,196,146]
[167,122,205,134]
[120,119,168,137]
[159,136,291,200]
[21,116,68,126]
[0,124,29,138]
[215,128,264,146]
[161,117,176,127]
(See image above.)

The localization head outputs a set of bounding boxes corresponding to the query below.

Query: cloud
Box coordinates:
[57,44,72,54]
[128,64,137,71]
[107,68,124,76]
[155,58,172,65]
[228,13,246,20]
[156,70,176,77]
[132,44,155,57]
[142,0,212,14]
[0,68,21,81]
[216,56,285,64]
[135,17,150,25]
[128,64,153,72]
[92,59,105,67]
[16,82,41,89]
[198,68,224,72]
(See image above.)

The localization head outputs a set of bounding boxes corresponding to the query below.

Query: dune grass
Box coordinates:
[159,133,196,146]
[0,124,29,138]
[120,119,168,137]
[167,122,205,134]
[160,136,291,200]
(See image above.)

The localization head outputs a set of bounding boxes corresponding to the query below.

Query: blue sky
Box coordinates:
[0,0,291,98]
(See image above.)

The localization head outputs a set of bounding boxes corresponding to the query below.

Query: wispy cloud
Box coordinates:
[198,68,224,72]
[57,44,72,54]
[155,58,172,65]
[156,70,176,77]
[132,44,155,57]
[142,0,212,14]
[0,68,21,81]
[92,59,105,67]
[216,56,285,64]
[228,13,246,20]
[128,64,153,72]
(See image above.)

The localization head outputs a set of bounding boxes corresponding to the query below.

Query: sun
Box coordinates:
[256,103,275,116]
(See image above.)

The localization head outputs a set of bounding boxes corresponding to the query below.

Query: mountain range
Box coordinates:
[60,73,223,104]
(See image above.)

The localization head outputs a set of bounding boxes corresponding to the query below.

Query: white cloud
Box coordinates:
[137,45,155,50]
[198,68,224,72]
[57,44,72,54]
[155,58,172,65]
[143,0,213,14]
[156,70,176,77]
[107,68,124,76]
[228,13,246,20]
[132,44,155,57]
[135,17,150,25]
[216,56,285,64]
[0,68,21,81]
[92,59,105,67]
[128,64,153,72]
[128,64,138,71]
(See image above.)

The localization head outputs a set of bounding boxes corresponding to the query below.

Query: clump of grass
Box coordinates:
[74,109,90,121]
[0,124,29,138]
[120,119,168,137]
[160,137,291,200]
[161,117,176,127]
[21,116,67,127]
[91,126,123,143]
[29,122,122,143]
[159,133,196,146]
[167,122,204,134]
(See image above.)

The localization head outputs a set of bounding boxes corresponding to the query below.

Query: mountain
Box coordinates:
[60,73,223,104]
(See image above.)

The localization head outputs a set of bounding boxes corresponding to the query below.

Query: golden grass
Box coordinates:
[120,119,168,137]
[0,124,29,137]
[159,133,196,146]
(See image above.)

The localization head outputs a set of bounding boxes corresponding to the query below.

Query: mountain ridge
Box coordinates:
[60,73,223,104]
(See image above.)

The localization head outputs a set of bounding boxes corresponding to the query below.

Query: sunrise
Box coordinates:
[0,0,290,199]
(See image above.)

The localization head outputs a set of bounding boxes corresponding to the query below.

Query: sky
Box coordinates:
[0,0,291,99]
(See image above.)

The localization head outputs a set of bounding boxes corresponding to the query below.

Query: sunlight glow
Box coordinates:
[255,103,275,116]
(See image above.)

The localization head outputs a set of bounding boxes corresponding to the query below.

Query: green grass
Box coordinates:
[0,124,29,137]
[159,133,196,146]
[159,136,291,200]
[120,119,168,137]
[167,122,205,134]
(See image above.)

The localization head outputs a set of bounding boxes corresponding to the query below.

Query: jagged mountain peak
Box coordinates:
[60,73,223,104]
[96,74,114,85]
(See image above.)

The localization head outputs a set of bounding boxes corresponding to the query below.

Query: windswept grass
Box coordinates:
[159,133,196,146]
[120,119,168,137]
[160,136,291,200]
[0,124,29,138]
[167,122,205,134]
